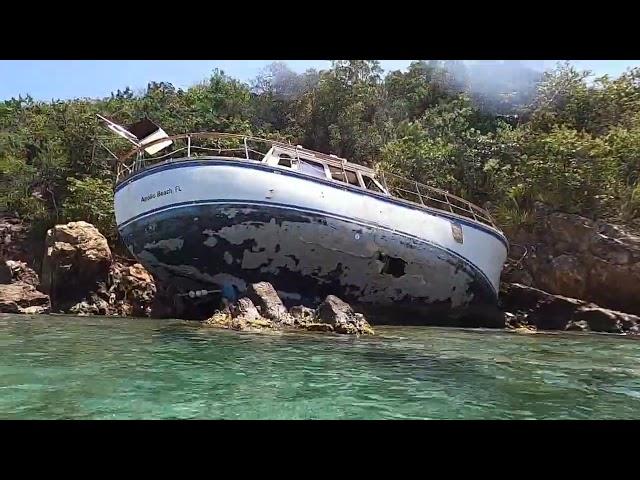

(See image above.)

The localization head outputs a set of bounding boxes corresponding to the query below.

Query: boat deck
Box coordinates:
[112,132,502,233]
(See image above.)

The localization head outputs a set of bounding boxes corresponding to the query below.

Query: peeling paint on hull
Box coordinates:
[119,203,499,324]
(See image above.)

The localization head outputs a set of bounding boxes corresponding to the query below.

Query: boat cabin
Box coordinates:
[261,145,388,194]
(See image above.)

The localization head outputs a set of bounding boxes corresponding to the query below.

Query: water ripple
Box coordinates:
[1,315,640,419]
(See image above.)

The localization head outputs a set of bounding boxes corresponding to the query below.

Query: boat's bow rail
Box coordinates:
[115,132,501,232]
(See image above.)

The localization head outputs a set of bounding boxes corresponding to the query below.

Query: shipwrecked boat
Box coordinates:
[103,117,508,324]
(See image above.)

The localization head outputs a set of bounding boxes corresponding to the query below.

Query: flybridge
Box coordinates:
[96,115,173,155]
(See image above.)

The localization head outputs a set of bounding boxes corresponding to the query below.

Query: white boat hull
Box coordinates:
[115,158,508,324]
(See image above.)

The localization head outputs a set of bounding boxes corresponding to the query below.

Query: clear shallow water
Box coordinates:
[1,314,640,419]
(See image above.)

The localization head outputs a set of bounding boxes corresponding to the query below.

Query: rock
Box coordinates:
[548,254,588,299]
[226,297,276,332]
[231,297,262,321]
[5,260,39,287]
[316,295,353,324]
[109,262,156,317]
[302,323,335,333]
[504,311,517,325]
[501,283,579,330]
[69,300,101,316]
[53,261,157,317]
[290,305,316,325]
[114,301,134,317]
[590,234,633,265]
[500,282,640,335]
[68,290,112,316]
[203,309,233,328]
[511,326,537,334]
[0,281,50,314]
[547,212,596,252]
[0,259,11,284]
[41,222,112,309]
[566,320,589,332]
[316,295,374,335]
[503,205,640,315]
[572,306,637,334]
[203,294,375,336]
[0,216,32,264]
[504,311,530,329]
[587,257,640,314]
[505,268,534,286]
[501,283,559,312]
[247,282,294,325]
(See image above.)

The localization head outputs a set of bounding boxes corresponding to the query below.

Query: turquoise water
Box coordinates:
[1,314,640,419]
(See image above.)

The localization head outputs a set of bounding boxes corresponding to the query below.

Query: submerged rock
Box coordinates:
[0,281,50,314]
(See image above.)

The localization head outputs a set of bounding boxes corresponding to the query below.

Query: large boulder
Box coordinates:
[547,212,595,253]
[587,258,640,313]
[501,282,640,334]
[501,283,585,330]
[571,306,640,334]
[316,295,374,335]
[547,254,588,299]
[247,282,294,325]
[503,203,640,315]
[0,281,50,314]
[58,261,158,317]
[41,222,112,309]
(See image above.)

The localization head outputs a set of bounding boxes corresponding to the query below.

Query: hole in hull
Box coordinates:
[377,252,406,278]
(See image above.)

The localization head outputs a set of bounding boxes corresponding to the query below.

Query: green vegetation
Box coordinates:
[2,60,640,246]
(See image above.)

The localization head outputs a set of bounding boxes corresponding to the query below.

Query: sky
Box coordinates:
[1,60,639,101]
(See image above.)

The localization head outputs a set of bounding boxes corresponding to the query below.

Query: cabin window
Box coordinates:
[362,174,385,193]
[329,165,359,186]
[298,159,327,179]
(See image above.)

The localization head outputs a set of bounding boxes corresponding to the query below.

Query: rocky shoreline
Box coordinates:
[203,283,374,335]
[2,209,640,337]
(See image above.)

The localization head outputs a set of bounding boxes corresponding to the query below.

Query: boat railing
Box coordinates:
[376,170,497,228]
[115,132,500,231]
